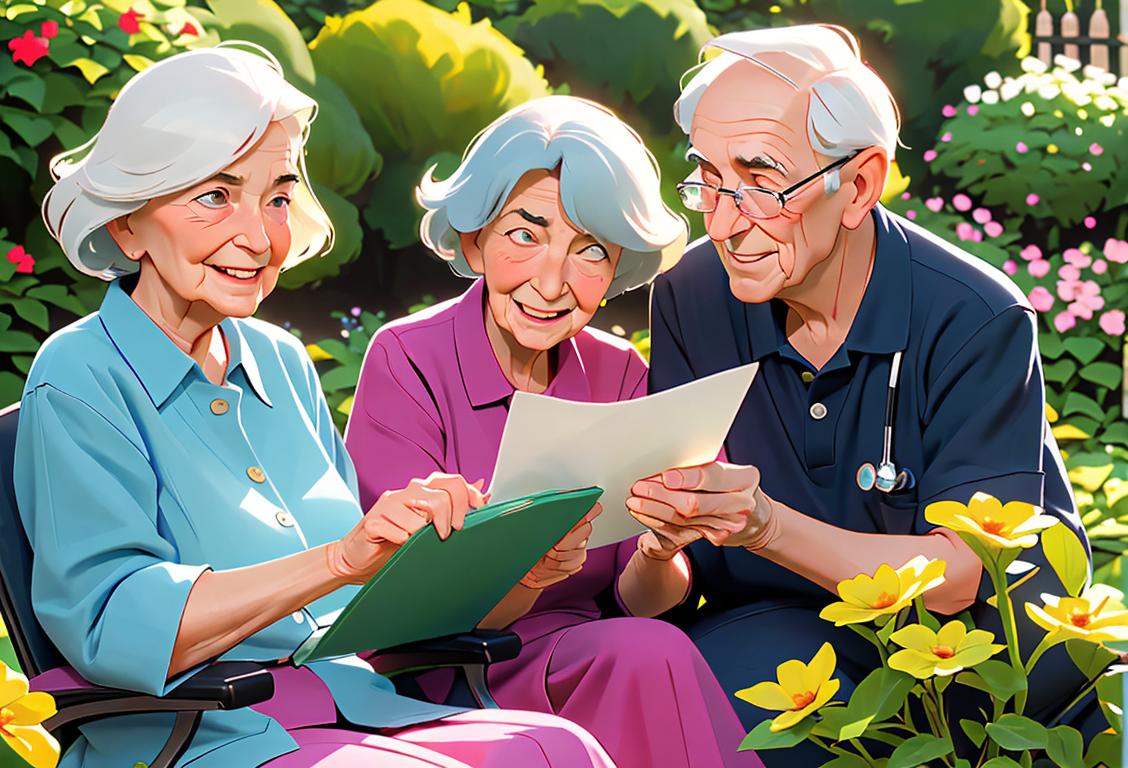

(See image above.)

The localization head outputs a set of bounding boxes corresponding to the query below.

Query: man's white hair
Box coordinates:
[674,24,900,161]
[42,42,333,280]
[418,95,688,298]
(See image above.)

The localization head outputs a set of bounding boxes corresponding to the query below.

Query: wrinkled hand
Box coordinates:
[627,506,703,561]
[520,503,602,589]
[627,462,776,549]
[328,473,488,584]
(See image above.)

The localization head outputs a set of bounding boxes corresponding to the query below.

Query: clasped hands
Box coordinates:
[626,461,779,560]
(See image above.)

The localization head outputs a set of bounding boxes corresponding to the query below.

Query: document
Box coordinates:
[489,363,759,548]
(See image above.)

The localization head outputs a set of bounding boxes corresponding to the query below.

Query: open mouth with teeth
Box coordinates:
[208,264,264,281]
[514,300,572,323]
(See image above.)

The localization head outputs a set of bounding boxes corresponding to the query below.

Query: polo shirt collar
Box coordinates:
[743,205,912,362]
[99,279,272,408]
[453,279,592,407]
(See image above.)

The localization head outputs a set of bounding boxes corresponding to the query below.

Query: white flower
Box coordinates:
[1021,57,1048,74]
[1062,81,1092,105]
[981,91,1000,105]
[1037,83,1062,100]
[1094,96,1118,111]
[984,71,1002,89]
[1075,127,1084,136]
[1000,79,1023,102]
[1101,114,1116,127]
[1082,65,1111,82]
[963,84,983,103]
[1054,54,1082,73]
[1020,101,1036,117]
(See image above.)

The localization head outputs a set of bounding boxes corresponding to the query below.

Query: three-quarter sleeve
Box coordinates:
[14,385,210,695]
[345,331,446,510]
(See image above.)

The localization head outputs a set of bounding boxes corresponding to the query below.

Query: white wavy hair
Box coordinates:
[675,24,901,162]
[42,42,333,280]
[417,95,688,298]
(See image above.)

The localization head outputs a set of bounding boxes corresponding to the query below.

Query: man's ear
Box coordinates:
[105,216,144,262]
[841,147,888,230]
[459,230,485,274]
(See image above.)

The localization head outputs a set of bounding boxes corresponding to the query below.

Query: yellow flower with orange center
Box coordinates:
[0,663,59,768]
[924,492,1059,550]
[818,556,946,626]
[888,620,1005,679]
[735,643,840,732]
[1025,583,1128,645]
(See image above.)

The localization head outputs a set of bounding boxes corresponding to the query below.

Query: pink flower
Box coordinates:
[1028,286,1054,312]
[942,105,957,117]
[1064,248,1092,268]
[941,132,952,142]
[984,221,1003,238]
[925,197,944,213]
[1020,244,1042,261]
[1104,238,1128,263]
[1084,216,1097,229]
[953,194,972,212]
[972,229,983,242]
[8,30,48,66]
[900,192,911,200]
[1028,259,1051,278]
[1066,281,1104,318]
[1054,311,1077,332]
[1026,193,1040,206]
[1099,310,1126,336]
[5,245,34,274]
[906,209,917,220]
[1082,162,1093,172]
[1016,141,1029,153]
[956,222,975,241]
[1059,264,1082,282]
[924,149,938,162]
[1092,259,1108,274]
[40,21,58,39]
[973,208,992,224]
[967,105,980,116]
[1090,143,1104,156]
[1004,259,1018,275]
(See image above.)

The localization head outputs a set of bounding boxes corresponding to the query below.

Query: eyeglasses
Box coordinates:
[676,151,861,219]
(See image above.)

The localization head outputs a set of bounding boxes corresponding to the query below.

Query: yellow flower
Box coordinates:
[888,621,1005,679]
[1025,583,1128,645]
[0,663,59,768]
[924,492,1059,550]
[879,159,911,203]
[819,556,946,626]
[735,643,840,732]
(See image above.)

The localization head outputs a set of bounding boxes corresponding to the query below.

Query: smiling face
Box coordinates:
[689,59,855,304]
[460,169,623,352]
[107,119,301,319]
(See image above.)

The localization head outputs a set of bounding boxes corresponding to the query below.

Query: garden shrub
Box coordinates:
[309,0,551,248]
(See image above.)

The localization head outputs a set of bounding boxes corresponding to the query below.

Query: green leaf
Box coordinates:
[1043,358,1078,384]
[1041,522,1090,597]
[960,718,987,748]
[318,364,361,394]
[818,755,869,768]
[1062,391,1106,423]
[205,0,315,86]
[0,330,40,353]
[1046,726,1085,768]
[1101,421,1128,448]
[9,298,47,331]
[738,717,813,751]
[974,660,1028,703]
[887,734,952,768]
[845,668,914,724]
[1063,337,1106,365]
[0,372,25,404]
[0,106,53,147]
[1080,362,1122,390]
[986,714,1048,751]
[1096,669,1123,732]
[6,73,46,111]
[1066,639,1116,680]
[1084,730,1120,768]
[981,759,1022,768]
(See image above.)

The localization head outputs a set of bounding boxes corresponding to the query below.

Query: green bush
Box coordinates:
[308,0,551,248]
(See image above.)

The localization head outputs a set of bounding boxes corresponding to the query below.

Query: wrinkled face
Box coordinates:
[463,170,623,352]
[113,119,300,318]
[689,59,852,303]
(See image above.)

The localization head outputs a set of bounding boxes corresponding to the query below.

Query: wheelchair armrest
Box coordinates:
[368,630,522,676]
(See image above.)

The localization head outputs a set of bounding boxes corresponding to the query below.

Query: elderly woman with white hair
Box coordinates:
[345,96,761,768]
[14,44,619,768]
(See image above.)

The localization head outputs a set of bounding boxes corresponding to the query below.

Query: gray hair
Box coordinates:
[418,95,688,297]
[675,25,900,161]
[42,42,333,280]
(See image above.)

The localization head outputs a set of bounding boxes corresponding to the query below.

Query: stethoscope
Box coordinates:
[855,350,916,494]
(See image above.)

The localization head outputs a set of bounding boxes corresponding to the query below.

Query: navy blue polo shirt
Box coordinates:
[648,205,1085,609]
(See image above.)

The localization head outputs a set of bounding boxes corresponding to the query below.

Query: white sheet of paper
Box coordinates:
[488,363,759,548]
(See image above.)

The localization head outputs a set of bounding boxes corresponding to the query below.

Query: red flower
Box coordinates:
[118,8,143,35]
[5,246,35,275]
[8,30,49,67]
[40,20,58,39]
[177,22,199,36]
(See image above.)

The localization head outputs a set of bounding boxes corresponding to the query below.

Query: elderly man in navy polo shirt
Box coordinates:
[621,24,1093,762]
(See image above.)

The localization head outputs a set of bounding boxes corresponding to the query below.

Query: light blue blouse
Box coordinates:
[14,279,462,768]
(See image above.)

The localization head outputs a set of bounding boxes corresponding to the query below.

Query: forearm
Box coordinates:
[168,543,375,677]
[617,548,692,618]
[756,499,982,614]
[478,583,542,629]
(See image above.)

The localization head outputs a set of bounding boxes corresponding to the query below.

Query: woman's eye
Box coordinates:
[507,229,537,245]
[194,190,229,209]
[580,244,610,262]
[268,196,291,209]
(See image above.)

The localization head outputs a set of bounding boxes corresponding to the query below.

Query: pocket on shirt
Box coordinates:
[876,493,920,536]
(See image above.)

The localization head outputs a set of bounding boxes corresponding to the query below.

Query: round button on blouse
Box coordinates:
[210,398,229,415]
[809,402,828,420]
[801,371,815,383]
[275,510,295,527]
[247,466,266,484]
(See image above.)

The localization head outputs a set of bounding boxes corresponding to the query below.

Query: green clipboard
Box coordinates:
[292,486,603,666]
